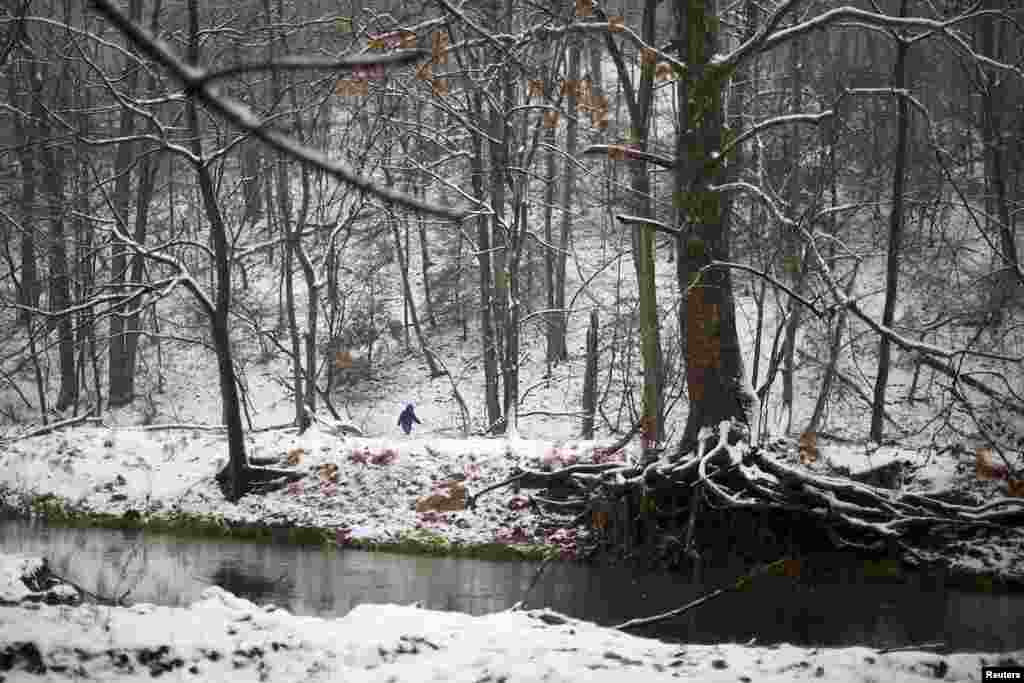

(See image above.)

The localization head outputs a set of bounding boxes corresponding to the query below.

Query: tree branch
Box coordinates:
[88,0,471,221]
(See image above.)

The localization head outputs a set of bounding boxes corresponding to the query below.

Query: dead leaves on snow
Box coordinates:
[415,480,466,513]
[318,462,339,483]
[286,447,304,466]
[973,447,1022,497]
[799,431,818,465]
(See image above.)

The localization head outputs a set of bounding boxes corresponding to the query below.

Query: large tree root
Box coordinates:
[215,461,307,498]
[472,420,1024,563]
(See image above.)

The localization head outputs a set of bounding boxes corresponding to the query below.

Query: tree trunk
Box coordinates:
[184,0,248,501]
[780,36,805,434]
[9,56,40,325]
[34,66,78,412]
[543,42,560,370]
[553,37,580,366]
[277,6,320,418]
[808,265,859,434]
[598,0,663,444]
[675,0,757,455]
[387,199,440,377]
[581,308,599,439]
[264,0,304,428]
[413,101,438,330]
[471,90,502,431]
[870,5,910,443]
[108,0,144,408]
[489,29,512,432]
[977,10,1021,323]
[121,0,163,409]
[241,140,263,227]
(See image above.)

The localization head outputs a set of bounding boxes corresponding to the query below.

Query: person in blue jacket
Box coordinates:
[398,403,421,435]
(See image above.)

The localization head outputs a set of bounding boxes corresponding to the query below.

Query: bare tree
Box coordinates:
[870,0,912,443]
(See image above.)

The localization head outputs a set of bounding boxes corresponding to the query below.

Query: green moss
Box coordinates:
[347,537,555,562]
[7,492,560,561]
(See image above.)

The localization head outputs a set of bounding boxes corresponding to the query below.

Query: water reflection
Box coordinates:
[1,517,1020,652]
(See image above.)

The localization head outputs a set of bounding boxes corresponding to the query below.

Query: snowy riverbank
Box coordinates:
[0,421,631,558]
[2,420,1024,582]
[2,552,1021,682]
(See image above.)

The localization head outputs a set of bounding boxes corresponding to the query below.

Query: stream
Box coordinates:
[1,516,1021,652]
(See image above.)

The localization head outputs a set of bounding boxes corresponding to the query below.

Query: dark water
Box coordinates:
[1,517,1021,652]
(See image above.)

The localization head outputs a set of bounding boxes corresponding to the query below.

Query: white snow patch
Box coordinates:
[1,564,1018,682]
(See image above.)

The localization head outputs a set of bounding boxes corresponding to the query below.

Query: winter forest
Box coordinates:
[0,0,1023,679]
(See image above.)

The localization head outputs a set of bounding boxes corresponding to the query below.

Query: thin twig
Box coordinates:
[510,554,557,611]
[615,558,791,630]
[877,642,949,654]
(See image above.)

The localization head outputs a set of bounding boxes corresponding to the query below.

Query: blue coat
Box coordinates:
[398,404,421,434]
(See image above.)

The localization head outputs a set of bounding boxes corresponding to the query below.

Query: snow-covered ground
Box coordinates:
[0,420,630,555]
[2,414,1023,583]
[1,552,1020,682]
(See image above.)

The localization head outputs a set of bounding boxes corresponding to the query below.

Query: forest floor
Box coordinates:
[2,552,1022,682]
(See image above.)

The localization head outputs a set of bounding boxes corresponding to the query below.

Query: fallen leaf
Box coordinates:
[508,495,530,511]
[975,447,1009,481]
[318,463,339,482]
[799,431,818,465]
[415,480,466,513]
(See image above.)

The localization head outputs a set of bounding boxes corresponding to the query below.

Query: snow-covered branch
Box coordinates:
[88,0,471,221]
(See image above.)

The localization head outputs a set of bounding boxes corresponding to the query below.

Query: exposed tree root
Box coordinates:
[471,419,1024,562]
[215,461,307,499]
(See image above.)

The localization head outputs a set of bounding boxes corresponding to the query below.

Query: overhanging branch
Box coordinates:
[88,0,471,221]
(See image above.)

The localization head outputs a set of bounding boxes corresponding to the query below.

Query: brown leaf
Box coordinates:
[975,447,1008,481]
[415,481,466,513]
[286,447,304,466]
[798,431,818,464]
[318,463,339,482]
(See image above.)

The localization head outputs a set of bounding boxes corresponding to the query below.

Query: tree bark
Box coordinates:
[470,89,502,431]
[581,308,599,439]
[241,140,263,228]
[976,7,1021,322]
[108,0,144,408]
[9,52,40,325]
[553,36,580,366]
[184,0,248,501]
[870,4,910,443]
[675,0,757,455]
[385,179,441,377]
[34,64,78,412]
[121,0,163,410]
[543,41,560,370]
[780,36,805,434]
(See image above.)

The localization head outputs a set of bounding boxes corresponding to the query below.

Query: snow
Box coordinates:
[1,552,1020,682]
[0,422,635,552]
[0,555,46,604]
[2,408,1022,584]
